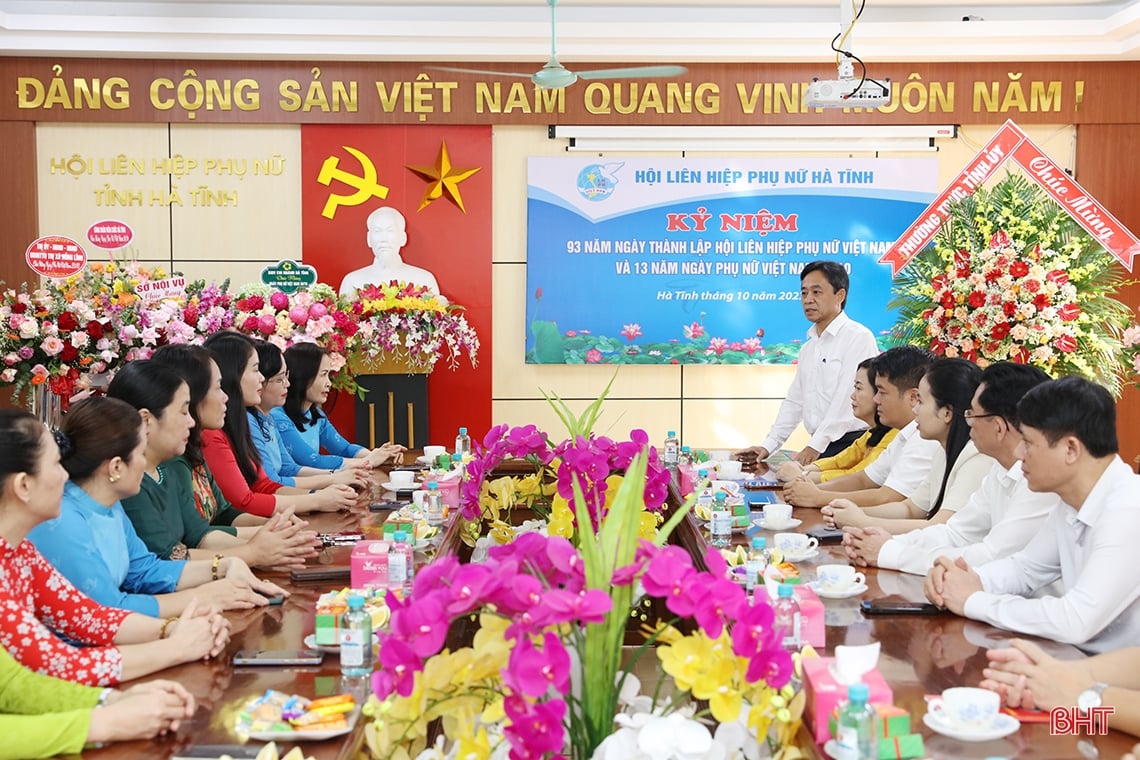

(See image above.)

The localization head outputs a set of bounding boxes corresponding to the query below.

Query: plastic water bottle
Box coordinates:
[695,468,713,503]
[425,481,444,526]
[710,491,732,548]
[340,594,373,676]
[454,427,472,458]
[663,430,680,469]
[745,536,769,593]
[772,583,802,652]
[389,530,414,594]
[835,683,876,760]
[678,445,692,467]
[451,452,464,472]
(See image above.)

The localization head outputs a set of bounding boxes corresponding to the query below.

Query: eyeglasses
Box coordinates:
[266,374,289,386]
[964,409,999,425]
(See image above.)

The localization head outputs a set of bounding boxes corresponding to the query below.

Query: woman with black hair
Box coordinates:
[248,340,369,489]
[822,358,995,533]
[776,358,899,484]
[28,396,285,616]
[201,332,357,516]
[272,342,404,470]
[110,358,317,569]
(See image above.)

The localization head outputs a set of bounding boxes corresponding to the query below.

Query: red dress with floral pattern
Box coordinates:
[0,536,130,686]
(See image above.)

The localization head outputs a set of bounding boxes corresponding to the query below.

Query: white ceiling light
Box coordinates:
[551,124,957,153]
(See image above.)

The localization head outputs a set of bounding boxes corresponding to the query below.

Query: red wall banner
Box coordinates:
[300,124,492,446]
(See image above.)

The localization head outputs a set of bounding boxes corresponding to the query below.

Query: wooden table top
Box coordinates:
[79,467,1136,760]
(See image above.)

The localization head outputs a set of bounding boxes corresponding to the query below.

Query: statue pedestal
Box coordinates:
[349,354,430,450]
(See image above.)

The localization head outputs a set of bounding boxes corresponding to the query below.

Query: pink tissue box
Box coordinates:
[350,540,391,590]
[802,656,893,744]
[793,585,825,649]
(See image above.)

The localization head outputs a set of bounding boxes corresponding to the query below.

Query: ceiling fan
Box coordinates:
[433,0,687,90]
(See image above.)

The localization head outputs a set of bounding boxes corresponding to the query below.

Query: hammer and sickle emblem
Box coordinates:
[317,146,390,219]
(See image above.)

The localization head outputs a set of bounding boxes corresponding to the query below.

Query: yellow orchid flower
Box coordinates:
[454,727,492,760]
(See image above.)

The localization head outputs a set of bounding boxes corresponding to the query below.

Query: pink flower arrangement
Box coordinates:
[351,282,479,373]
[894,173,1130,394]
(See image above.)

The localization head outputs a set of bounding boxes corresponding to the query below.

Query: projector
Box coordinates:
[805,78,891,108]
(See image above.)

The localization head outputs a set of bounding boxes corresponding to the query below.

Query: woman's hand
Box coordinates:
[88,681,195,743]
[195,578,271,610]
[822,498,865,529]
[167,599,230,660]
[311,484,358,511]
[223,557,289,600]
[775,461,805,482]
[366,442,407,468]
[248,510,319,568]
[332,467,370,487]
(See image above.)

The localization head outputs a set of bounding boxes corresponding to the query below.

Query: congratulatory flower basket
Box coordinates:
[892,172,1132,394]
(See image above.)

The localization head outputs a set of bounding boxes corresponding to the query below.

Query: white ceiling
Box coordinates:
[1,0,1139,63]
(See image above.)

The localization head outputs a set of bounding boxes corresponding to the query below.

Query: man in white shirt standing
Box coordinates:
[784,345,939,507]
[843,361,1057,574]
[926,376,1140,654]
[736,261,878,466]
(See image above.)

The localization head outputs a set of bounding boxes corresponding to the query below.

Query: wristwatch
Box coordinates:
[1077,682,1108,713]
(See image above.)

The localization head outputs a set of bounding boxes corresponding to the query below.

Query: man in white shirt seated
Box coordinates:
[736,261,878,466]
[926,376,1140,654]
[784,345,939,508]
[843,361,1057,573]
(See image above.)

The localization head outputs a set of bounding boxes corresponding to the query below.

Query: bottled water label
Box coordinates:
[340,630,365,667]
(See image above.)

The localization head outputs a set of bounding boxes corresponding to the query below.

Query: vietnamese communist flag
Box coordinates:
[300,125,492,446]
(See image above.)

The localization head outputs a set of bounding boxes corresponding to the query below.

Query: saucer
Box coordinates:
[822,740,844,759]
[751,517,802,531]
[780,547,820,563]
[923,711,1019,742]
[809,581,868,600]
[382,481,419,492]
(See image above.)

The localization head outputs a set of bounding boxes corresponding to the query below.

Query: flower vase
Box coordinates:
[29,383,64,430]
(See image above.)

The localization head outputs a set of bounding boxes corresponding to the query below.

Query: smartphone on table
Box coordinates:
[860,600,946,615]
[231,649,324,666]
[805,525,846,544]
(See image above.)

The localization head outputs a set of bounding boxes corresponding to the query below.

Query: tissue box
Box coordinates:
[803,657,893,744]
[829,704,911,740]
[350,540,391,590]
[731,503,750,529]
[793,584,825,649]
[878,734,924,759]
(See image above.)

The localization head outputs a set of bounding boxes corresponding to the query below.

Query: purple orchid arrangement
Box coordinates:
[369,528,793,759]
[458,423,672,530]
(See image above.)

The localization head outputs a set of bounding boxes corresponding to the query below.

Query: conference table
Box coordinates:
[81,464,1136,760]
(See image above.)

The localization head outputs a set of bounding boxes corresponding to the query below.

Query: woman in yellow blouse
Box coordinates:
[777,358,898,483]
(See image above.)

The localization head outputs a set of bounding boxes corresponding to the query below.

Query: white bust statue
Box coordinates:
[338,206,440,297]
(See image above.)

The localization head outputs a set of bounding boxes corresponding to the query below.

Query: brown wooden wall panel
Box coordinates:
[0,58,1131,126]
[0,121,37,410]
[1075,125,1140,464]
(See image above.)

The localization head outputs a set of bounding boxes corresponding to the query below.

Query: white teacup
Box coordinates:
[774,533,818,554]
[816,564,866,592]
[717,459,743,478]
[412,489,428,509]
[927,687,1001,733]
[423,445,447,460]
[762,503,793,527]
[388,470,416,488]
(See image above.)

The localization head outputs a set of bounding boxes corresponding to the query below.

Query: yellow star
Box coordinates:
[406,140,481,213]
